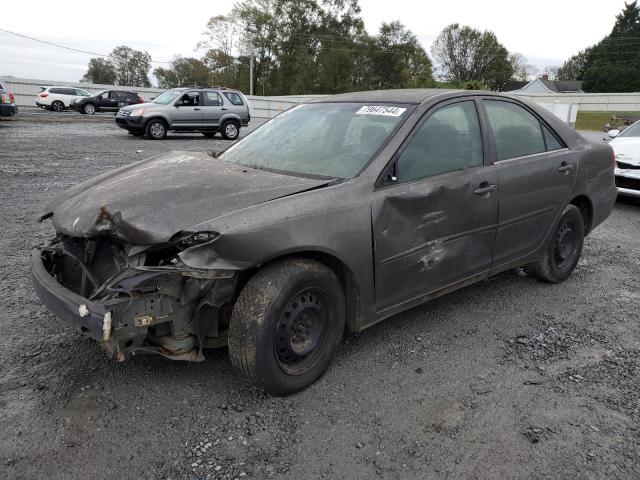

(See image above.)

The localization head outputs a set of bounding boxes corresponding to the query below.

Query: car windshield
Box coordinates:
[619,122,640,138]
[221,103,411,179]
[153,90,183,105]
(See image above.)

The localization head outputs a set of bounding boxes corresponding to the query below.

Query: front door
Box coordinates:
[372,99,499,312]
[480,98,578,267]
[172,91,202,128]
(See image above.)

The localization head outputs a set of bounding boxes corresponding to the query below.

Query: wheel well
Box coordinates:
[570,195,593,235]
[145,117,168,128]
[239,251,361,333]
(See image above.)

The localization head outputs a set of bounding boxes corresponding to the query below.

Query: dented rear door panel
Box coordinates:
[372,167,499,311]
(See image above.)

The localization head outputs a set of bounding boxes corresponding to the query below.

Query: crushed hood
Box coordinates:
[44,151,331,244]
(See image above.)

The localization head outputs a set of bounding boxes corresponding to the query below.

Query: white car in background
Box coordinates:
[610,120,640,198]
[36,86,91,112]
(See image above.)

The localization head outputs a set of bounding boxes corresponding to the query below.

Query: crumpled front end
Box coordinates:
[31,232,238,361]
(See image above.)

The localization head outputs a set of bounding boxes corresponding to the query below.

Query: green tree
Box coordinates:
[154,57,211,88]
[109,46,152,87]
[556,49,591,80]
[581,1,640,92]
[81,58,116,84]
[431,23,513,91]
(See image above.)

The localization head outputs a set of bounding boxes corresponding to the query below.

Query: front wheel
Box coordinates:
[228,258,346,396]
[51,101,65,112]
[526,204,584,283]
[145,119,167,140]
[221,120,239,140]
[83,103,96,115]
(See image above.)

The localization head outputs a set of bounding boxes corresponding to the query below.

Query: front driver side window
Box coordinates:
[397,101,483,182]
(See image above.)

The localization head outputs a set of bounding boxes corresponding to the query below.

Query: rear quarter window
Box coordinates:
[224,92,244,106]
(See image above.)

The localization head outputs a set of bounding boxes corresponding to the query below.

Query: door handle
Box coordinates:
[194,108,201,111]
[558,163,574,173]
[474,183,497,195]
[221,107,228,111]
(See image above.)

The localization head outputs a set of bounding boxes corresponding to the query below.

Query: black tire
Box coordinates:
[526,204,584,283]
[202,132,217,138]
[51,101,65,112]
[228,258,346,396]
[83,103,96,115]
[145,119,167,140]
[221,120,240,140]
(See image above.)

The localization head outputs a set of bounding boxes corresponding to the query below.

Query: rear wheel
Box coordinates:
[145,119,167,140]
[228,258,345,396]
[51,101,65,112]
[526,204,584,283]
[83,103,96,115]
[221,120,239,140]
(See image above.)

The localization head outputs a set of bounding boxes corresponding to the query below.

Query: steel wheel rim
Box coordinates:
[274,289,328,376]
[150,123,164,138]
[225,123,238,138]
[553,220,576,270]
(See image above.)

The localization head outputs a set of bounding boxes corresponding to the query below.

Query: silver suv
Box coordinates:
[116,87,250,140]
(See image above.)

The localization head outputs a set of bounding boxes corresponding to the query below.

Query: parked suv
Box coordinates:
[73,90,143,115]
[36,86,91,111]
[0,79,18,117]
[115,87,250,140]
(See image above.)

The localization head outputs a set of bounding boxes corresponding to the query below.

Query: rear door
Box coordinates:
[480,98,577,267]
[372,99,499,312]
[200,91,225,128]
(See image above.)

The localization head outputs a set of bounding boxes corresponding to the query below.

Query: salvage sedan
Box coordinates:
[31,90,617,395]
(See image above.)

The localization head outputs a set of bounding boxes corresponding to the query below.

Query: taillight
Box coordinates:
[40,93,49,97]
[137,97,144,103]
[9,92,15,103]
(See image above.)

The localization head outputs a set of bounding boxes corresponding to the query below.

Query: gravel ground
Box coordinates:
[1,112,640,480]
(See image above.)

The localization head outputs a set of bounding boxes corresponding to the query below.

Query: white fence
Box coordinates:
[3,76,640,122]
[1,76,322,121]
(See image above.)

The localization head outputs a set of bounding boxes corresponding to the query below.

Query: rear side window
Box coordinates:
[204,92,223,106]
[484,100,546,160]
[397,101,484,182]
[49,88,65,94]
[224,92,244,106]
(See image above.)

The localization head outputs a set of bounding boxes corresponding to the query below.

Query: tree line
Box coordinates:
[81,0,640,94]
[552,0,640,92]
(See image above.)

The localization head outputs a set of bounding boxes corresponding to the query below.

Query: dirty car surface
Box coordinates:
[31,89,617,395]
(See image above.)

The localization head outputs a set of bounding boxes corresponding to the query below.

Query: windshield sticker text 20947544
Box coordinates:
[356,105,407,117]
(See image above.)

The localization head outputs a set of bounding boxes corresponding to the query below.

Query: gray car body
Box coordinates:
[34,89,616,354]
[115,87,250,133]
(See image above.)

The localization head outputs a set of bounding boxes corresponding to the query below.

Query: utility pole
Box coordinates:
[249,51,254,96]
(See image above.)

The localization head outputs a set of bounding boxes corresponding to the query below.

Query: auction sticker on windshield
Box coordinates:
[356,106,407,117]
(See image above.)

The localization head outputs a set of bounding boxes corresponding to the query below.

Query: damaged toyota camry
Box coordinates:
[31,89,617,395]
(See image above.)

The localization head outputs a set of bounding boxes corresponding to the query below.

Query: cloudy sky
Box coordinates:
[0,0,630,85]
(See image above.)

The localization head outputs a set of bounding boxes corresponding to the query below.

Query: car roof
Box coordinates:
[311,88,461,104]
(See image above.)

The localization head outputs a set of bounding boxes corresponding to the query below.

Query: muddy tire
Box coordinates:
[221,120,240,140]
[526,204,584,283]
[228,258,345,396]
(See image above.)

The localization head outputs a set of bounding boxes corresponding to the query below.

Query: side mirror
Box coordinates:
[608,129,620,138]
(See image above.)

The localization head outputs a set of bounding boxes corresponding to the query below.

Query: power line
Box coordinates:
[0,27,172,64]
